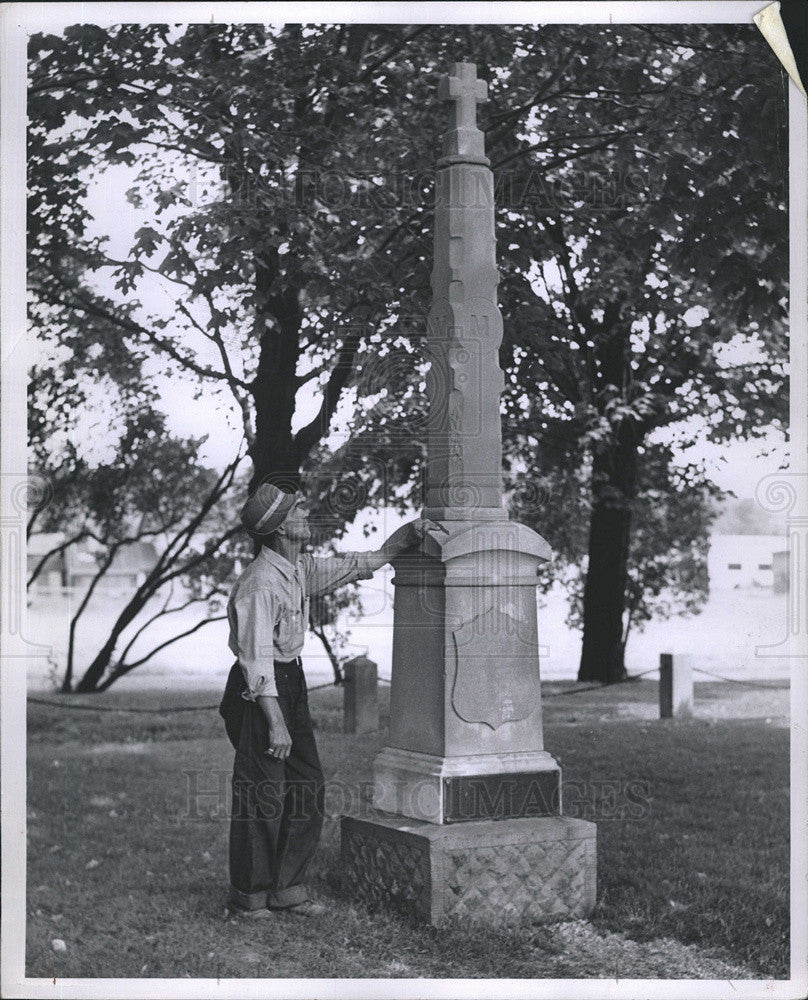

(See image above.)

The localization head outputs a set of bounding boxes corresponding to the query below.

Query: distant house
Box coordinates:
[66,540,158,593]
[27,533,158,596]
[27,532,67,592]
[707,498,786,591]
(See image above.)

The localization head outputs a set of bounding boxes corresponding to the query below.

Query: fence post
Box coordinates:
[659,653,694,719]
[343,654,378,734]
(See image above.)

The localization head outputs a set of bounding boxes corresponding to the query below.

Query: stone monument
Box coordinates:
[340,63,597,925]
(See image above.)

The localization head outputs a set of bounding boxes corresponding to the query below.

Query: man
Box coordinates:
[220,482,430,918]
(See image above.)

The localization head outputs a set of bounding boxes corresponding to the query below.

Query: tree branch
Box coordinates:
[44,267,238,385]
[116,579,177,664]
[98,615,228,688]
[173,298,252,392]
[492,135,630,173]
[293,323,364,461]
[356,25,432,83]
[27,530,89,588]
[147,450,243,585]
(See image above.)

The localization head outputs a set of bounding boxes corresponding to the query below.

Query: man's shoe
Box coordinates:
[276,899,326,917]
[225,903,273,919]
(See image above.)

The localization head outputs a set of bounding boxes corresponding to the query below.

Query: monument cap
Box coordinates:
[240,483,299,535]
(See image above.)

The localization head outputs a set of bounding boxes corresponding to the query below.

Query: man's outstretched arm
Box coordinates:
[303,519,435,597]
[362,518,436,574]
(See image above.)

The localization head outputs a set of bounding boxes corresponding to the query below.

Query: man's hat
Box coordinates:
[240,483,299,535]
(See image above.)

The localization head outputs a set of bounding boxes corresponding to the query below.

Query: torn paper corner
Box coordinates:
[754,1,807,98]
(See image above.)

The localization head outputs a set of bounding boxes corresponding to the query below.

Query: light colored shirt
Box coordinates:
[227,546,376,699]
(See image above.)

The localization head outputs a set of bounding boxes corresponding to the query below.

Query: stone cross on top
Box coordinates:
[438,62,488,130]
[437,62,489,164]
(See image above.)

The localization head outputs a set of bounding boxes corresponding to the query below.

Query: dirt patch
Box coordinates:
[543,920,755,979]
[83,741,152,755]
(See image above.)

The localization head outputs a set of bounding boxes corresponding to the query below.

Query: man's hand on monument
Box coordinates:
[411,518,444,541]
[258,695,292,761]
[381,518,438,558]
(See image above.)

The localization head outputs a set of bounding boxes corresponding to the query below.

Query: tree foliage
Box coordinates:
[494,26,788,679]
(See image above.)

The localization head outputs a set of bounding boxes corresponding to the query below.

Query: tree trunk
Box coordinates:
[249,264,303,491]
[74,606,142,692]
[311,622,343,684]
[578,427,638,683]
[63,545,121,691]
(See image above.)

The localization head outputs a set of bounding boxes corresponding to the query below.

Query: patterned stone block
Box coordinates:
[340,812,596,926]
[341,823,431,920]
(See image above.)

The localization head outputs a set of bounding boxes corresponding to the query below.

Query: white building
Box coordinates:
[707,498,786,592]
[27,532,158,597]
[707,533,784,590]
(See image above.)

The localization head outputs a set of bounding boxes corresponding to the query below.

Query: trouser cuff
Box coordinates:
[228,885,268,911]
[268,884,309,908]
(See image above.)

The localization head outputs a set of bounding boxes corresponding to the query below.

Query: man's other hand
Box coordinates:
[258,695,293,760]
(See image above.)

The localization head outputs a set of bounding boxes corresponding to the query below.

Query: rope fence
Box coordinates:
[691,665,789,688]
[27,663,783,715]
[27,697,221,714]
[541,666,658,698]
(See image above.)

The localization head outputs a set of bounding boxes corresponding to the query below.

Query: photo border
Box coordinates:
[2,3,806,998]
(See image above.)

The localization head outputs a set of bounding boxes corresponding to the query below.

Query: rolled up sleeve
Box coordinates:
[234,588,278,700]
[302,551,377,598]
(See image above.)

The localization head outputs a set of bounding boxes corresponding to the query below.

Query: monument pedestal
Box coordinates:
[339,517,597,925]
[376,519,556,778]
[341,812,596,926]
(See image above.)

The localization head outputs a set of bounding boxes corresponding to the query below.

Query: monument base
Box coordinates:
[340,811,596,926]
[373,747,560,824]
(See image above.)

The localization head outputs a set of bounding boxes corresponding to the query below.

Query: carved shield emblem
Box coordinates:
[451,606,540,730]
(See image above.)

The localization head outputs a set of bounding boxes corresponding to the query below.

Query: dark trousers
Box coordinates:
[219,658,325,910]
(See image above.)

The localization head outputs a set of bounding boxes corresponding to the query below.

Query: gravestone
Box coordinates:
[340,63,596,925]
[659,652,694,719]
[343,654,378,734]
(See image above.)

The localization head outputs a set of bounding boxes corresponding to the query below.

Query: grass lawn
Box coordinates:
[25,681,789,979]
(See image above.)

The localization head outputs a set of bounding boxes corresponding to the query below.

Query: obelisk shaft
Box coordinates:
[424,63,506,521]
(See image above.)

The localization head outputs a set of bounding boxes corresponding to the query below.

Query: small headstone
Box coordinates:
[343,655,378,734]
[659,653,694,719]
[772,549,789,594]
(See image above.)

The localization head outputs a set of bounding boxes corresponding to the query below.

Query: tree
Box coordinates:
[513,443,723,664]
[28,392,245,691]
[28,24,439,497]
[27,253,251,692]
[495,25,788,680]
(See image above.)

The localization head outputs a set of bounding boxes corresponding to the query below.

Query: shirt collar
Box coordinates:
[257,546,301,579]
